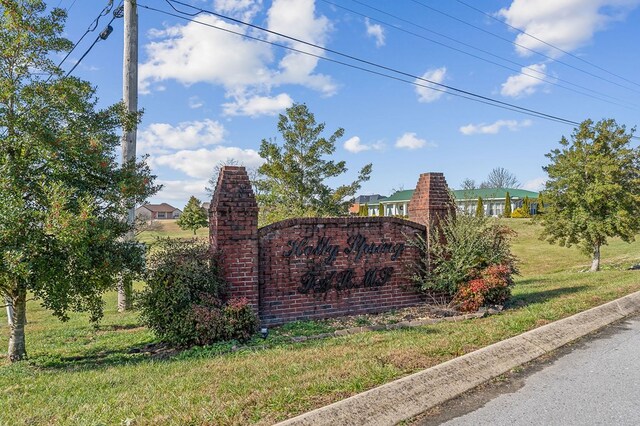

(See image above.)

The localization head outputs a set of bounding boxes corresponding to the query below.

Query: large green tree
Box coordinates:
[177,196,208,234]
[540,118,640,272]
[256,103,372,224]
[0,0,158,361]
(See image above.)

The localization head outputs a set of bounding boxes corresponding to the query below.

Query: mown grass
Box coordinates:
[1,219,639,425]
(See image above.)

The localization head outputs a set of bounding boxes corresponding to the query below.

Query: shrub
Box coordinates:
[454,264,514,312]
[511,207,530,218]
[222,298,259,342]
[137,238,257,346]
[408,213,518,299]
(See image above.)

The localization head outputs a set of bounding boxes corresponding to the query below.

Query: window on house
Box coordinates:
[157,212,166,219]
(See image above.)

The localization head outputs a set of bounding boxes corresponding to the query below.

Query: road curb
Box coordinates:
[277,290,640,426]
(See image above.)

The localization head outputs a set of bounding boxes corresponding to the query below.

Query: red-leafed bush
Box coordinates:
[454,263,514,312]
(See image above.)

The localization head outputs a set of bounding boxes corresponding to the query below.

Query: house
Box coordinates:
[349,194,386,215]
[135,203,182,220]
[364,188,539,217]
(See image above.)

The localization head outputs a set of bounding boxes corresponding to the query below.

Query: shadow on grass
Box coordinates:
[30,340,172,371]
[509,284,589,308]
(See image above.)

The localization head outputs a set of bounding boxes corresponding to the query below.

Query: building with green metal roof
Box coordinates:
[364,187,539,217]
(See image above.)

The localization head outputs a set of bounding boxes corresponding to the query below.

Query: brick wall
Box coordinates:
[258,217,427,325]
[209,166,259,308]
[209,167,455,325]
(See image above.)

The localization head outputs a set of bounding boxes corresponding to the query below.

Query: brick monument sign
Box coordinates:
[210,166,453,325]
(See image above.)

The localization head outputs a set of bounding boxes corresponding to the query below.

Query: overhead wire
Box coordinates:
[405,0,640,95]
[453,0,640,90]
[146,1,580,127]
[319,0,636,110]
[55,0,115,70]
[64,2,124,78]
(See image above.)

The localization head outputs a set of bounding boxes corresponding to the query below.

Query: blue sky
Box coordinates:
[55,0,640,208]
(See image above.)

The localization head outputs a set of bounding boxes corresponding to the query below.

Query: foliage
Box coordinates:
[255,103,372,225]
[504,191,512,217]
[379,202,384,217]
[177,196,208,234]
[454,264,514,312]
[537,193,545,214]
[510,207,530,218]
[408,214,517,297]
[0,0,158,361]
[358,204,368,217]
[475,197,484,217]
[137,238,257,346]
[480,167,520,189]
[522,196,531,215]
[539,118,640,271]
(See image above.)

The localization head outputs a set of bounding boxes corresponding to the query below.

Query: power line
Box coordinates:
[405,0,640,96]
[64,3,124,78]
[453,0,640,90]
[319,0,636,110]
[146,1,580,127]
[56,0,116,70]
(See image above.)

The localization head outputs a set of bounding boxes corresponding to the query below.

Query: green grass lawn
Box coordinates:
[1,219,640,425]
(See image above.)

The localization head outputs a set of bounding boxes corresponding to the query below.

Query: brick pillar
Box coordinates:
[408,172,454,228]
[209,166,259,309]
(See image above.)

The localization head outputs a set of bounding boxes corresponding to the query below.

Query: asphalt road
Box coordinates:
[416,314,640,426]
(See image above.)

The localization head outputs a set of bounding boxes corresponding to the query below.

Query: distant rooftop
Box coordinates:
[355,194,387,204]
[366,188,538,204]
[139,203,180,212]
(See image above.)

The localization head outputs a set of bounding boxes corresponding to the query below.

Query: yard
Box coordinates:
[1,219,640,425]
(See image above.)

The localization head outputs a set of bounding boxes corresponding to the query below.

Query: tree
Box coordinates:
[480,167,520,189]
[177,196,208,234]
[476,197,484,217]
[504,192,512,218]
[537,192,545,214]
[0,1,158,361]
[461,178,476,190]
[256,103,372,224]
[540,118,640,272]
[522,196,531,216]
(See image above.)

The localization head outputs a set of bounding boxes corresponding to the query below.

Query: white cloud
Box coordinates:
[344,136,369,153]
[523,177,547,191]
[365,18,385,47]
[267,0,337,96]
[138,119,225,154]
[222,93,293,117]
[214,0,263,22]
[140,15,273,94]
[343,136,386,153]
[415,67,447,103]
[501,63,547,97]
[154,147,264,179]
[459,119,533,135]
[140,1,337,112]
[188,96,203,109]
[395,132,436,150]
[498,0,640,57]
[154,179,210,205]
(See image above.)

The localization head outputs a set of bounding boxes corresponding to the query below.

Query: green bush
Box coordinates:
[408,213,517,298]
[137,238,257,346]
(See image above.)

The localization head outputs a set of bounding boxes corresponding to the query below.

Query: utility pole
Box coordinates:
[118,0,138,311]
